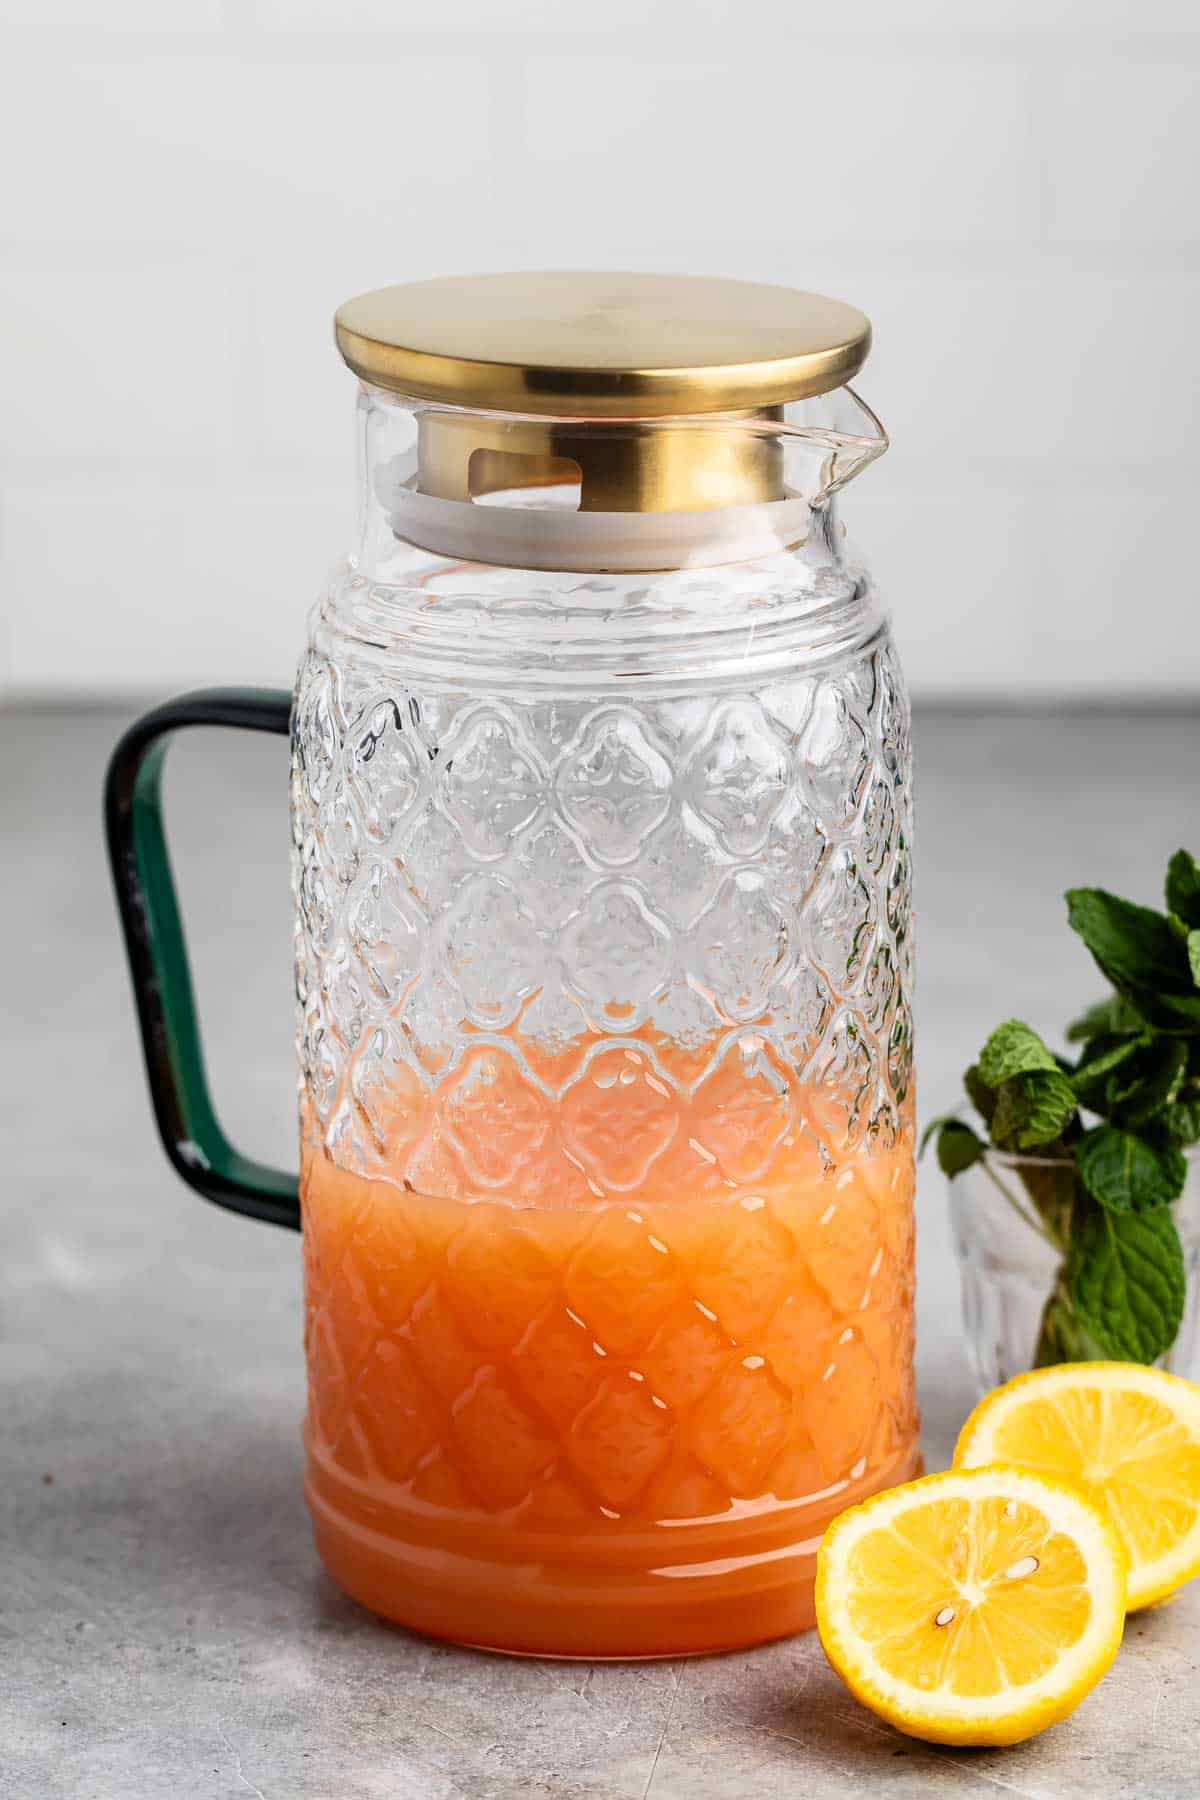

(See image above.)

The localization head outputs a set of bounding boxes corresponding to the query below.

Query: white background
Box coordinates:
[1,0,1197,702]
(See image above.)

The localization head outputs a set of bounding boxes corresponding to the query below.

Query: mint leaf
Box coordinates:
[1066,887,1194,998]
[1166,849,1200,929]
[1065,994,1144,1043]
[1065,999,1115,1045]
[935,1119,987,1177]
[1164,1096,1200,1146]
[978,1019,1059,1086]
[1070,1032,1146,1098]
[1074,1125,1186,1212]
[1109,1038,1188,1128]
[1066,1205,1185,1363]
[918,1114,946,1158]
[1151,991,1200,1030]
[991,1068,1077,1150]
[964,1063,998,1126]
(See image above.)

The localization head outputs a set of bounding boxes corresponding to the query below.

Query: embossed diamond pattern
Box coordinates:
[348,860,424,1007]
[556,707,673,866]
[688,698,791,856]
[439,704,546,860]
[346,697,425,847]
[301,1160,916,1521]
[291,640,914,1183]
[440,874,541,1028]
[695,871,791,1024]
[293,636,916,1523]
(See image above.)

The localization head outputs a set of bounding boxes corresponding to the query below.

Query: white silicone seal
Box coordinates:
[375,462,813,574]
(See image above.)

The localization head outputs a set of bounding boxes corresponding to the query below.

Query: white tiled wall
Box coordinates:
[2,2,1198,700]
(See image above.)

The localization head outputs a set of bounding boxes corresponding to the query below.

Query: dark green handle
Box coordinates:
[105,688,301,1229]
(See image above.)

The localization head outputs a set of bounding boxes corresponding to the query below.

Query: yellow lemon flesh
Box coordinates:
[955,1362,1200,1612]
[815,1466,1125,1747]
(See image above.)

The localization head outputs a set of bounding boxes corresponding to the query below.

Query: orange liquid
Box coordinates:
[301,1047,918,1657]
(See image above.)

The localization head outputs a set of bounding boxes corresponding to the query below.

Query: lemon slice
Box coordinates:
[815,1467,1125,1746]
[955,1362,1200,1611]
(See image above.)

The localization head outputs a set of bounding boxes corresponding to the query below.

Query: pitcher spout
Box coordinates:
[780,384,888,508]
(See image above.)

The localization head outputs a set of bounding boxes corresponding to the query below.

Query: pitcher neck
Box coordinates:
[351,385,886,580]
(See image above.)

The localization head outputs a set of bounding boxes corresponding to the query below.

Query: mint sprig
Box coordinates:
[1065,888,1194,999]
[926,848,1200,1368]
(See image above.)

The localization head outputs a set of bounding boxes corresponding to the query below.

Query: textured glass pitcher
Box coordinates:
[107,273,918,1658]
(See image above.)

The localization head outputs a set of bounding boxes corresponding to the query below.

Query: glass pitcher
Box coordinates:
[106,272,918,1658]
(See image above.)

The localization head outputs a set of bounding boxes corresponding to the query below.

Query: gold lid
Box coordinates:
[334,271,870,419]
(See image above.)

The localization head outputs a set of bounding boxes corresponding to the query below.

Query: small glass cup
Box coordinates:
[948,1148,1200,1393]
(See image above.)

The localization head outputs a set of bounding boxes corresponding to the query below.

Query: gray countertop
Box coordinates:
[3,703,1198,1799]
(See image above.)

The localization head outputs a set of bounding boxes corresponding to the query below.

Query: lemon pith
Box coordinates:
[815,1466,1126,1747]
[954,1363,1200,1612]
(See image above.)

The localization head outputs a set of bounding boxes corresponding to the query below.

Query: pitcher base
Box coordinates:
[305,1441,921,1659]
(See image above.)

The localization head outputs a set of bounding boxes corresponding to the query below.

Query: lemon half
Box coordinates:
[815,1465,1125,1746]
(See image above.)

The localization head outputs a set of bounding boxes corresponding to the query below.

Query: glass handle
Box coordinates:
[104,688,301,1230]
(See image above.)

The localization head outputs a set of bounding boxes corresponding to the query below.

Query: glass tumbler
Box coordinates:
[949,1149,1200,1392]
[107,272,919,1657]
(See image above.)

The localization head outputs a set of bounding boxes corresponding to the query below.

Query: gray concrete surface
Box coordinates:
[3,702,1199,1799]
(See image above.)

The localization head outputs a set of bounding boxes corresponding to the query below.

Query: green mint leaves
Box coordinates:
[977,1019,1060,1085]
[1066,870,1200,1032]
[1074,1125,1186,1213]
[1166,849,1200,930]
[1189,932,1200,989]
[1066,887,1194,998]
[925,849,1200,1368]
[1166,1097,1200,1146]
[1109,1038,1188,1128]
[1065,993,1144,1043]
[992,1069,1077,1152]
[973,1020,1077,1152]
[936,1119,987,1177]
[1064,1208,1185,1364]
